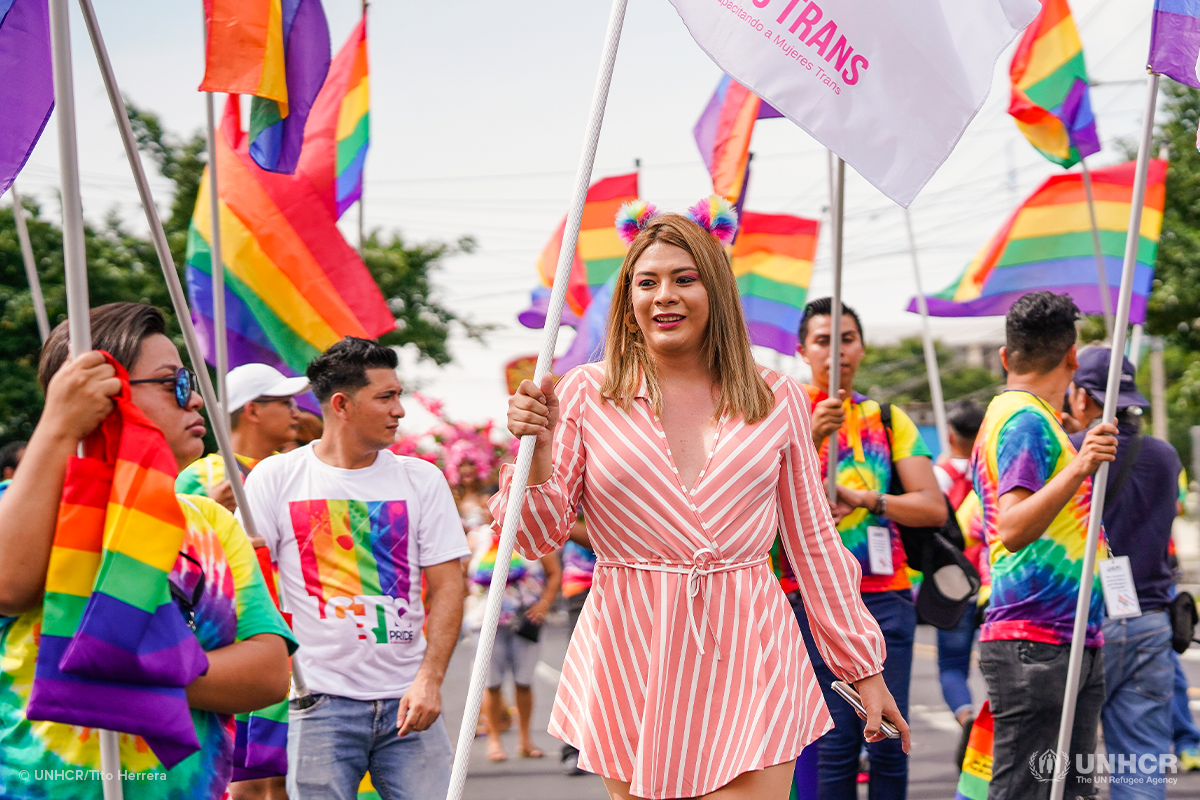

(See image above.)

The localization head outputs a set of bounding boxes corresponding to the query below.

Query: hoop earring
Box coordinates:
[625,312,640,334]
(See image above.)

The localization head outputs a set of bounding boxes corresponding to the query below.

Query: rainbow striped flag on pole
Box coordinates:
[186,96,393,375]
[732,212,817,354]
[200,0,331,174]
[26,357,210,768]
[0,0,54,197]
[1009,0,1099,168]
[1150,0,1200,89]
[694,75,782,202]
[913,159,1167,322]
[298,15,368,219]
[954,701,994,800]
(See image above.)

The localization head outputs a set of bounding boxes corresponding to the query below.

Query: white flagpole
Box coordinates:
[1048,72,1160,800]
[446,1,628,796]
[1079,158,1114,338]
[45,1,123,796]
[826,156,845,503]
[8,184,50,343]
[904,208,949,457]
[205,93,228,408]
[76,0,260,541]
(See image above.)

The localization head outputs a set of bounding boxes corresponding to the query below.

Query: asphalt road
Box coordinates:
[443,619,1200,800]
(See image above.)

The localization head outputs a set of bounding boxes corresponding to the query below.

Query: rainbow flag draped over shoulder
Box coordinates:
[26,355,209,769]
[200,0,331,174]
[518,173,638,329]
[732,212,817,354]
[297,15,368,219]
[955,700,994,800]
[186,96,393,376]
[694,75,782,202]
[1009,0,1099,168]
[914,159,1167,323]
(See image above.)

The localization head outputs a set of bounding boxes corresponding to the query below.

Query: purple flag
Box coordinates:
[1150,0,1200,88]
[0,0,53,197]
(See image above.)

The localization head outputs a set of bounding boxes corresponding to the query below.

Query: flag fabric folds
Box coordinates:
[518,173,639,329]
[732,212,818,354]
[954,700,994,800]
[915,159,1167,323]
[201,0,331,174]
[668,0,1039,206]
[1008,0,1099,168]
[0,0,53,197]
[694,75,782,202]
[297,14,368,219]
[1149,0,1200,88]
[186,96,393,377]
[26,356,209,769]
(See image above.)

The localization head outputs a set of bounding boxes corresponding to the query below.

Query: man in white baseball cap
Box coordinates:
[176,363,312,512]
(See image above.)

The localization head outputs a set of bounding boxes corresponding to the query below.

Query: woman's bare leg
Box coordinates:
[602,760,795,800]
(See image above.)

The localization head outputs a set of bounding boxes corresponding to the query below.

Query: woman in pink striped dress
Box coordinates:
[491,204,908,800]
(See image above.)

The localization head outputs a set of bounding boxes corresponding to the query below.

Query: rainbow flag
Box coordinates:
[200,0,331,174]
[954,700,994,800]
[732,212,818,354]
[0,0,53,197]
[694,75,782,202]
[518,173,638,328]
[298,15,368,219]
[26,356,210,769]
[1008,0,1099,168]
[1150,0,1200,89]
[186,96,393,376]
[915,159,1167,323]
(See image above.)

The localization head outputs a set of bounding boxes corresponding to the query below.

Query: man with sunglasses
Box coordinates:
[176,364,310,513]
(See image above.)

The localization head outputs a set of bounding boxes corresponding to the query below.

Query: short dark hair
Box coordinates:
[946,399,985,440]
[306,337,399,404]
[1005,292,1079,375]
[38,303,168,390]
[0,441,26,473]
[798,297,863,346]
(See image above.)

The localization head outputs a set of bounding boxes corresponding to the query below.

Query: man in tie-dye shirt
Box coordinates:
[974,292,1118,800]
[788,297,947,799]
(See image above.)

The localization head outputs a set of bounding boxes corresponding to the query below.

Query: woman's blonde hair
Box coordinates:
[600,213,775,424]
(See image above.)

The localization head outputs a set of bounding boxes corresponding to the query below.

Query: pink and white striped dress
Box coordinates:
[490,364,886,799]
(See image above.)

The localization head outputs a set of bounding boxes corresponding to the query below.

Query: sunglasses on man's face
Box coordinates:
[129,368,199,409]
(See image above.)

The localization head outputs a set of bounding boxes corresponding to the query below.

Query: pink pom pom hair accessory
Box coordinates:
[615,200,661,245]
[686,196,738,247]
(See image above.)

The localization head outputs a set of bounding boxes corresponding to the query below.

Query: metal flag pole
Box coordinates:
[45,1,123,796]
[904,208,949,457]
[8,184,50,343]
[77,0,259,539]
[826,156,845,503]
[446,0,628,796]
[1048,71,1160,800]
[1079,158,1114,338]
[205,93,228,408]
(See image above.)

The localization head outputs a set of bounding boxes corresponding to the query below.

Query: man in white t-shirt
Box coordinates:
[241,337,468,800]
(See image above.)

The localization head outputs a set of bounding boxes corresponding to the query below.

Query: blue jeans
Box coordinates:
[793,590,915,800]
[1173,653,1200,752]
[1101,611,1175,799]
[286,694,453,800]
[936,605,977,718]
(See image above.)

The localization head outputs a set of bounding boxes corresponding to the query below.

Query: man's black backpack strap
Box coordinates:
[1104,432,1142,514]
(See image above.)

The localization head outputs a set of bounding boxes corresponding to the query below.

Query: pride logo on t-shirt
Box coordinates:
[289,499,411,621]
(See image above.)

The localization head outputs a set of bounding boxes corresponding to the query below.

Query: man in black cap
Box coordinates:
[1069,346,1184,798]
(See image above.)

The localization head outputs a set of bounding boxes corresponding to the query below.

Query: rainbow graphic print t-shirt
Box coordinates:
[0,495,295,800]
[973,390,1105,646]
[241,445,470,701]
[785,388,931,593]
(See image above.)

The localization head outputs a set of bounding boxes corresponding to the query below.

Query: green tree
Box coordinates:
[855,338,1002,406]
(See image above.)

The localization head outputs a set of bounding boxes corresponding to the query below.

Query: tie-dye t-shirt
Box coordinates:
[241,445,471,702]
[0,495,295,800]
[780,388,931,593]
[973,390,1105,646]
[466,531,546,628]
[561,541,596,598]
[175,452,262,498]
[956,490,991,606]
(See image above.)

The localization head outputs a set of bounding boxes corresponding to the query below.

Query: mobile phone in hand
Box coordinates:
[831,680,900,739]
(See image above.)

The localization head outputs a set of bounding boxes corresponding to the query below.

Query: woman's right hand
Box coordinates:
[508,375,559,450]
[42,351,121,442]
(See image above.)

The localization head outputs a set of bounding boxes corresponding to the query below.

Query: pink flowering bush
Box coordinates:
[390,392,519,491]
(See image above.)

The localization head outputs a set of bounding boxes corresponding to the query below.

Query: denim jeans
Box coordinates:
[286,693,453,800]
[1101,611,1174,800]
[937,604,977,718]
[978,640,1105,800]
[793,589,915,800]
[1173,653,1200,752]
